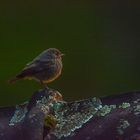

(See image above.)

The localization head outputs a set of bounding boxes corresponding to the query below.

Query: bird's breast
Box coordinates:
[42,59,62,84]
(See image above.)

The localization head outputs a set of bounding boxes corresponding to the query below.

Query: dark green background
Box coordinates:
[0,0,140,106]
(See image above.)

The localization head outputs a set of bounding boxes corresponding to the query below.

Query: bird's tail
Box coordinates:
[8,77,19,84]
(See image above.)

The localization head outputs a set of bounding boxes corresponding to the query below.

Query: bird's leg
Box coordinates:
[40,80,48,89]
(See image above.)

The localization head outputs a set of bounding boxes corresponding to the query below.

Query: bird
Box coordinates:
[9,48,64,86]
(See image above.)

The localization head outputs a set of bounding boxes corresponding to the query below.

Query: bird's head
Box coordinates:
[46,48,64,59]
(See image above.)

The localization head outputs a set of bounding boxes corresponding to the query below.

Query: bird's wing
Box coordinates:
[26,50,49,66]
[16,60,53,78]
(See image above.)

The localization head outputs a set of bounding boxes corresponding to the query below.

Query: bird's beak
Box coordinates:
[61,53,65,56]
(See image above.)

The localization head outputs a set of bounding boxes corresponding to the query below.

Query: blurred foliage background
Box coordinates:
[0,0,140,106]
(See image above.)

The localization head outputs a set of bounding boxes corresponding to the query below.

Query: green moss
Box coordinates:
[119,102,131,109]
[44,115,57,128]
[117,119,130,135]
[52,97,102,139]
[134,105,140,116]
[9,104,28,126]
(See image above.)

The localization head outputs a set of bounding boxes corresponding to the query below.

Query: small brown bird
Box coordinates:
[9,48,64,86]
